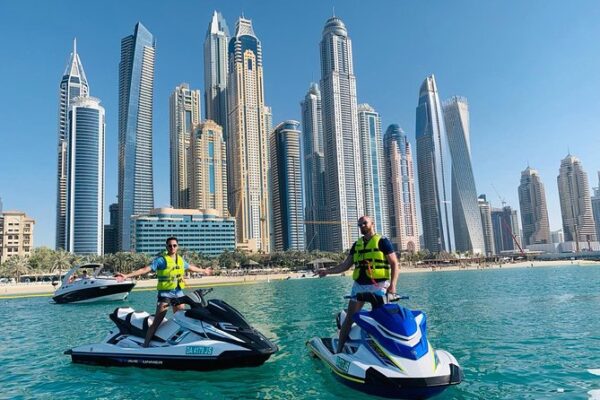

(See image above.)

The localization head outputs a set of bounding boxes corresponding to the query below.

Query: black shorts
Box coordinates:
[157,294,184,306]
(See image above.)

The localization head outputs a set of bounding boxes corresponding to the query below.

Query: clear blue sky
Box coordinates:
[1,0,599,248]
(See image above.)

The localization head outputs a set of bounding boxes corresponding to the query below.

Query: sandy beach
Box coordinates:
[1,260,598,299]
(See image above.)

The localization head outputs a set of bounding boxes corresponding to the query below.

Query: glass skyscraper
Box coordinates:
[592,172,600,242]
[415,75,454,253]
[518,167,551,246]
[56,39,89,250]
[491,206,521,254]
[320,16,363,252]
[118,22,155,251]
[169,83,200,208]
[65,97,105,255]
[357,104,388,237]
[227,17,270,252]
[204,11,230,138]
[443,96,484,254]
[270,121,305,251]
[300,83,327,251]
[383,124,419,252]
[477,194,495,256]
[557,154,597,242]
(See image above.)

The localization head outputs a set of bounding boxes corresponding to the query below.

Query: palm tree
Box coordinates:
[1,255,31,282]
[51,250,72,279]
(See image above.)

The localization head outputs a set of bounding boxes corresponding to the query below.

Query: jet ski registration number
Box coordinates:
[185,346,214,355]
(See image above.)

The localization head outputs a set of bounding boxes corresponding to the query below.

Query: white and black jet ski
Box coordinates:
[52,264,135,304]
[307,293,463,399]
[65,288,278,371]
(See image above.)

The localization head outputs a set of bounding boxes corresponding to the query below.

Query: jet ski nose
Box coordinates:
[64,349,72,355]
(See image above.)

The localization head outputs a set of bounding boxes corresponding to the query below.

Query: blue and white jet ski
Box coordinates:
[65,288,278,371]
[307,293,463,399]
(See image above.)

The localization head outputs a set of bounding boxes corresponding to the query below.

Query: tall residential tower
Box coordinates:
[383,124,419,252]
[118,23,155,250]
[518,167,551,246]
[300,83,327,251]
[227,17,270,252]
[204,11,230,137]
[65,97,105,255]
[320,16,363,251]
[169,83,201,208]
[443,96,484,254]
[415,75,454,253]
[56,39,89,250]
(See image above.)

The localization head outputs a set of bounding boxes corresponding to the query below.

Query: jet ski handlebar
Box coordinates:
[344,293,409,308]
[177,288,214,308]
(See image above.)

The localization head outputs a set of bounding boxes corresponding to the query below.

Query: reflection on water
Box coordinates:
[0,266,599,399]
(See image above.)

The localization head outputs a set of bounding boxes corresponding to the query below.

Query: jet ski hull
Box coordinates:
[307,337,462,400]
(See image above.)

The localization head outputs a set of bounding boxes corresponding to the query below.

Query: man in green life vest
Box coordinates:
[318,216,399,353]
[115,237,212,347]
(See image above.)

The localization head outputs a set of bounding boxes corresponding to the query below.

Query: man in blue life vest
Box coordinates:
[318,216,399,353]
[115,237,212,347]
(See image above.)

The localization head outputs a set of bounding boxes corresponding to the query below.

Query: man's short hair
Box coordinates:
[165,236,178,245]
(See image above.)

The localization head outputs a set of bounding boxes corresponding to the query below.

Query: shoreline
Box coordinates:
[1,260,598,299]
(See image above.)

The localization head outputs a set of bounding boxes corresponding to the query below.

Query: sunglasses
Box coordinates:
[167,244,178,248]
[358,221,368,227]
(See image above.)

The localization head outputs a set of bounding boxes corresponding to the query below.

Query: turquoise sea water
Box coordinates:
[1,265,599,399]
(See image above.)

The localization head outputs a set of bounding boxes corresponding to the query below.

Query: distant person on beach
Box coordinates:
[115,237,212,347]
[318,216,399,353]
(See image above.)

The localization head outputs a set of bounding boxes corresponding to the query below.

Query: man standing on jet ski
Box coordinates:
[318,216,399,354]
[115,237,212,347]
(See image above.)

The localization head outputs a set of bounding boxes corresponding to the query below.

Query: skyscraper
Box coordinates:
[320,16,363,251]
[443,96,484,254]
[518,167,551,246]
[227,17,270,252]
[104,202,119,255]
[477,195,495,256]
[557,154,597,242]
[383,124,419,252]
[270,121,305,251]
[169,83,201,208]
[358,104,389,237]
[65,96,105,255]
[591,172,600,241]
[118,22,155,251]
[300,83,327,251]
[491,206,521,254]
[416,75,454,253]
[204,11,229,137]
[189,120,228,216]
[56,39,89,250]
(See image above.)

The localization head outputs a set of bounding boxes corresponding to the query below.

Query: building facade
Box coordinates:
[491,206,521,254]
[189,120,228,216]
[204,11,230,138]
[300,83,327,251]
[169,84,201,209]
[557,154,597,242]
[56,39,89,250]
[104,203,119,255]
[518,167,551,246]
[443,96,484,255]
[0,211,35,264]
[592,172,600,241]
[65,97,105,255]
[118,22,155,251]
[131,208,235,257]
[477,195,495,256]
[357,104,389,237]
[416,75,454,253]
[270,121,305,251]
[319,16,364,251]
[227,17,271,252]
[383,124,419,252]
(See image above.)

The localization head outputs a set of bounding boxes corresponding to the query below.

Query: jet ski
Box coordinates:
[307,293,463,399]
[65,288,278,371]
[52,264,135,304]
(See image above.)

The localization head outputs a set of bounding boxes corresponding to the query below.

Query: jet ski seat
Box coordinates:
[109,307,180,342]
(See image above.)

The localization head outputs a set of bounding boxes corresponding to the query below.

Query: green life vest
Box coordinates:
[156,252,186,291]
[352,234,390,281]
